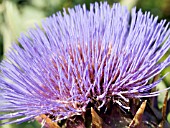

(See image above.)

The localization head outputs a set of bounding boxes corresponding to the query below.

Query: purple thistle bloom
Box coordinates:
[0,2,170,125]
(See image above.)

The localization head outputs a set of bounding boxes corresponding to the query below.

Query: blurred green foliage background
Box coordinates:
[0,0,170,128]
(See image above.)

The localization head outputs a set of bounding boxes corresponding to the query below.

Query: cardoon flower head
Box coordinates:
[0,2,170,127]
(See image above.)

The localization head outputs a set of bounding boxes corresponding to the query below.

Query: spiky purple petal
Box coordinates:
[0,2,170,125]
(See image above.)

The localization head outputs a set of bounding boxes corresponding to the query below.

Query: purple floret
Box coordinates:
[0,2,170,125]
